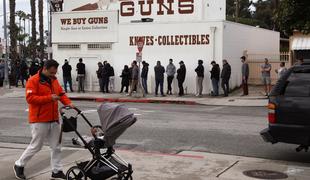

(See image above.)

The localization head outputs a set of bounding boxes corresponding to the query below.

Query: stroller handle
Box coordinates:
[60,105,82,115]
[60,105,93,128]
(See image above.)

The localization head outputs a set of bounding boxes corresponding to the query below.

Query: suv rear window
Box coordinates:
[284,73,310,97]
[270,68,310,97]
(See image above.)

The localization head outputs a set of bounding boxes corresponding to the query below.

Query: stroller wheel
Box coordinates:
[66,166,87,180]
[112,172,132,180]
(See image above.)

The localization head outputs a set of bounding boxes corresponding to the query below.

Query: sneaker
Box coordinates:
[13,165,26,180]
[51,171,66,180]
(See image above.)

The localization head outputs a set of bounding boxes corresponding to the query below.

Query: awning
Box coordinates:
[291,37,310,50]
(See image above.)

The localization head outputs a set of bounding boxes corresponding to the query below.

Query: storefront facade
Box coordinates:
[52,0,279,93]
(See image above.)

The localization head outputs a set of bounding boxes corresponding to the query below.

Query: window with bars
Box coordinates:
[88,43,112,50]
[58,44,80,49]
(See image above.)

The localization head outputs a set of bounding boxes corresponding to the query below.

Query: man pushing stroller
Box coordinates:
[13,60,73,180]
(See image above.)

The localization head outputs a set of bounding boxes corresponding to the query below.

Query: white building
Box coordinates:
[52,0,279,94]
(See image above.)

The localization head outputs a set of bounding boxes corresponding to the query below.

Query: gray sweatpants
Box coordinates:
[15,122,62,173]
[196,76,204,95]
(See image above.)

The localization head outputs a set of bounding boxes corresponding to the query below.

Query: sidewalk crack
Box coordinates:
[216,160,239,178]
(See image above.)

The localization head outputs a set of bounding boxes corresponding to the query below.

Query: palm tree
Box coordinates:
[30,0,36,60]
[15,10,27,57]
[26,14,32,46]
[9,0,18,84]
[38,0,44,61]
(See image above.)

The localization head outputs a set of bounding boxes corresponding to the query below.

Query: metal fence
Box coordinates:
[247,52,290,85]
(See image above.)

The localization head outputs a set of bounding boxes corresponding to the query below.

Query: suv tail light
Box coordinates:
[268,103,276,124]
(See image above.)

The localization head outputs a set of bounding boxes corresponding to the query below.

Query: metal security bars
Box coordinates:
[58,44,80,49]
[88,43,112,50]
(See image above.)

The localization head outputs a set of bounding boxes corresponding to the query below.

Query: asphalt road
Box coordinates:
[1,97,310,163]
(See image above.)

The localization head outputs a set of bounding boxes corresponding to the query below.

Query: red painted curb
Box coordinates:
[70,96,197,105]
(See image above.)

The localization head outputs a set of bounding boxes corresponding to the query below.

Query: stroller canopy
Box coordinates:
[97,103,137,147]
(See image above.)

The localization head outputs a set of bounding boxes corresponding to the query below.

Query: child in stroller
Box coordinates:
[60,103,137,180]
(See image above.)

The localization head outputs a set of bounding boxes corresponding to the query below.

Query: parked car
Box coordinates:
[260,63,310,152]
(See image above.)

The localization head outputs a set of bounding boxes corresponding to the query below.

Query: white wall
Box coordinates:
[223,21,280,89]
[52,44,113,91]
[63,0,226,23]
[53,20,224,94]
[113,21,224,94]
[53,20,280,95]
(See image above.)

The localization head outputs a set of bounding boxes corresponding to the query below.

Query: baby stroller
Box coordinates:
[60,103,137,180]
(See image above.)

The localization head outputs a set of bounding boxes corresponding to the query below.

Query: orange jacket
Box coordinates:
[26,71,71,123]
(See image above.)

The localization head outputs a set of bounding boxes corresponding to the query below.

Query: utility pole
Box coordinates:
[3,0,10,88]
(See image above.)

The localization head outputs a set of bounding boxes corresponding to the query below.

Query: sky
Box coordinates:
[0,0,49,40]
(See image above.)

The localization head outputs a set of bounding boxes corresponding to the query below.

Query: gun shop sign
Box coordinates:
[52,11,118,43]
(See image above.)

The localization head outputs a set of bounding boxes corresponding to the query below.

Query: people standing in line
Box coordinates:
[141,61,149,94]
[261,58,272,96]
[0,60,4,87]
[210,61,220,96]
[128,61,139,96]
[120,65,130,93]
[102,62,110,93]
[96,62,104,92]
[177,61,186,96]
[195,59,204,97]
[166,58,176,95]
[20,59,29,88]
[275,62,287,79]
[13,60,73,180]
[221,59,231,97]
[241,56,249,96]
[29,61,40,76]
[76,58,86,93]
[62,59,73,93]
[108,63,115,92]
[154,61,165,96]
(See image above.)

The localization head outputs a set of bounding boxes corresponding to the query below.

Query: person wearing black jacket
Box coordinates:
[29,61,40,76]
[141,61,149,94]
[62,59,73,92]
[154,61,165,96]
[177,61,186,96]
[76,58,86,93]
[120,65,130,93]
[20,60,29,88]
[108,63,115,92]
[195,59,204,96]
[96,62,104,92]
[210,61,220,96]
[101,63,110,93]
[221,59,231,97]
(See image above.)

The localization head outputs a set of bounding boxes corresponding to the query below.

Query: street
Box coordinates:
[1,97,310,164]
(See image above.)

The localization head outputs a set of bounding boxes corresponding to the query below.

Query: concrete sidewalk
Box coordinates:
[1,142,309,180]
[0,86,268,107]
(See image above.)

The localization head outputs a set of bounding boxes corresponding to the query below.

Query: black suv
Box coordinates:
[260,64,310,152]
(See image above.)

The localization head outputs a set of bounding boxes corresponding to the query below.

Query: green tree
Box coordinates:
[252,0,274,29]
[15,10,27,58]
[226,0,252,21]
[38,0,44,61]
[9,0,18,84]
[276,0,310,35]
[30,0,36,60]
